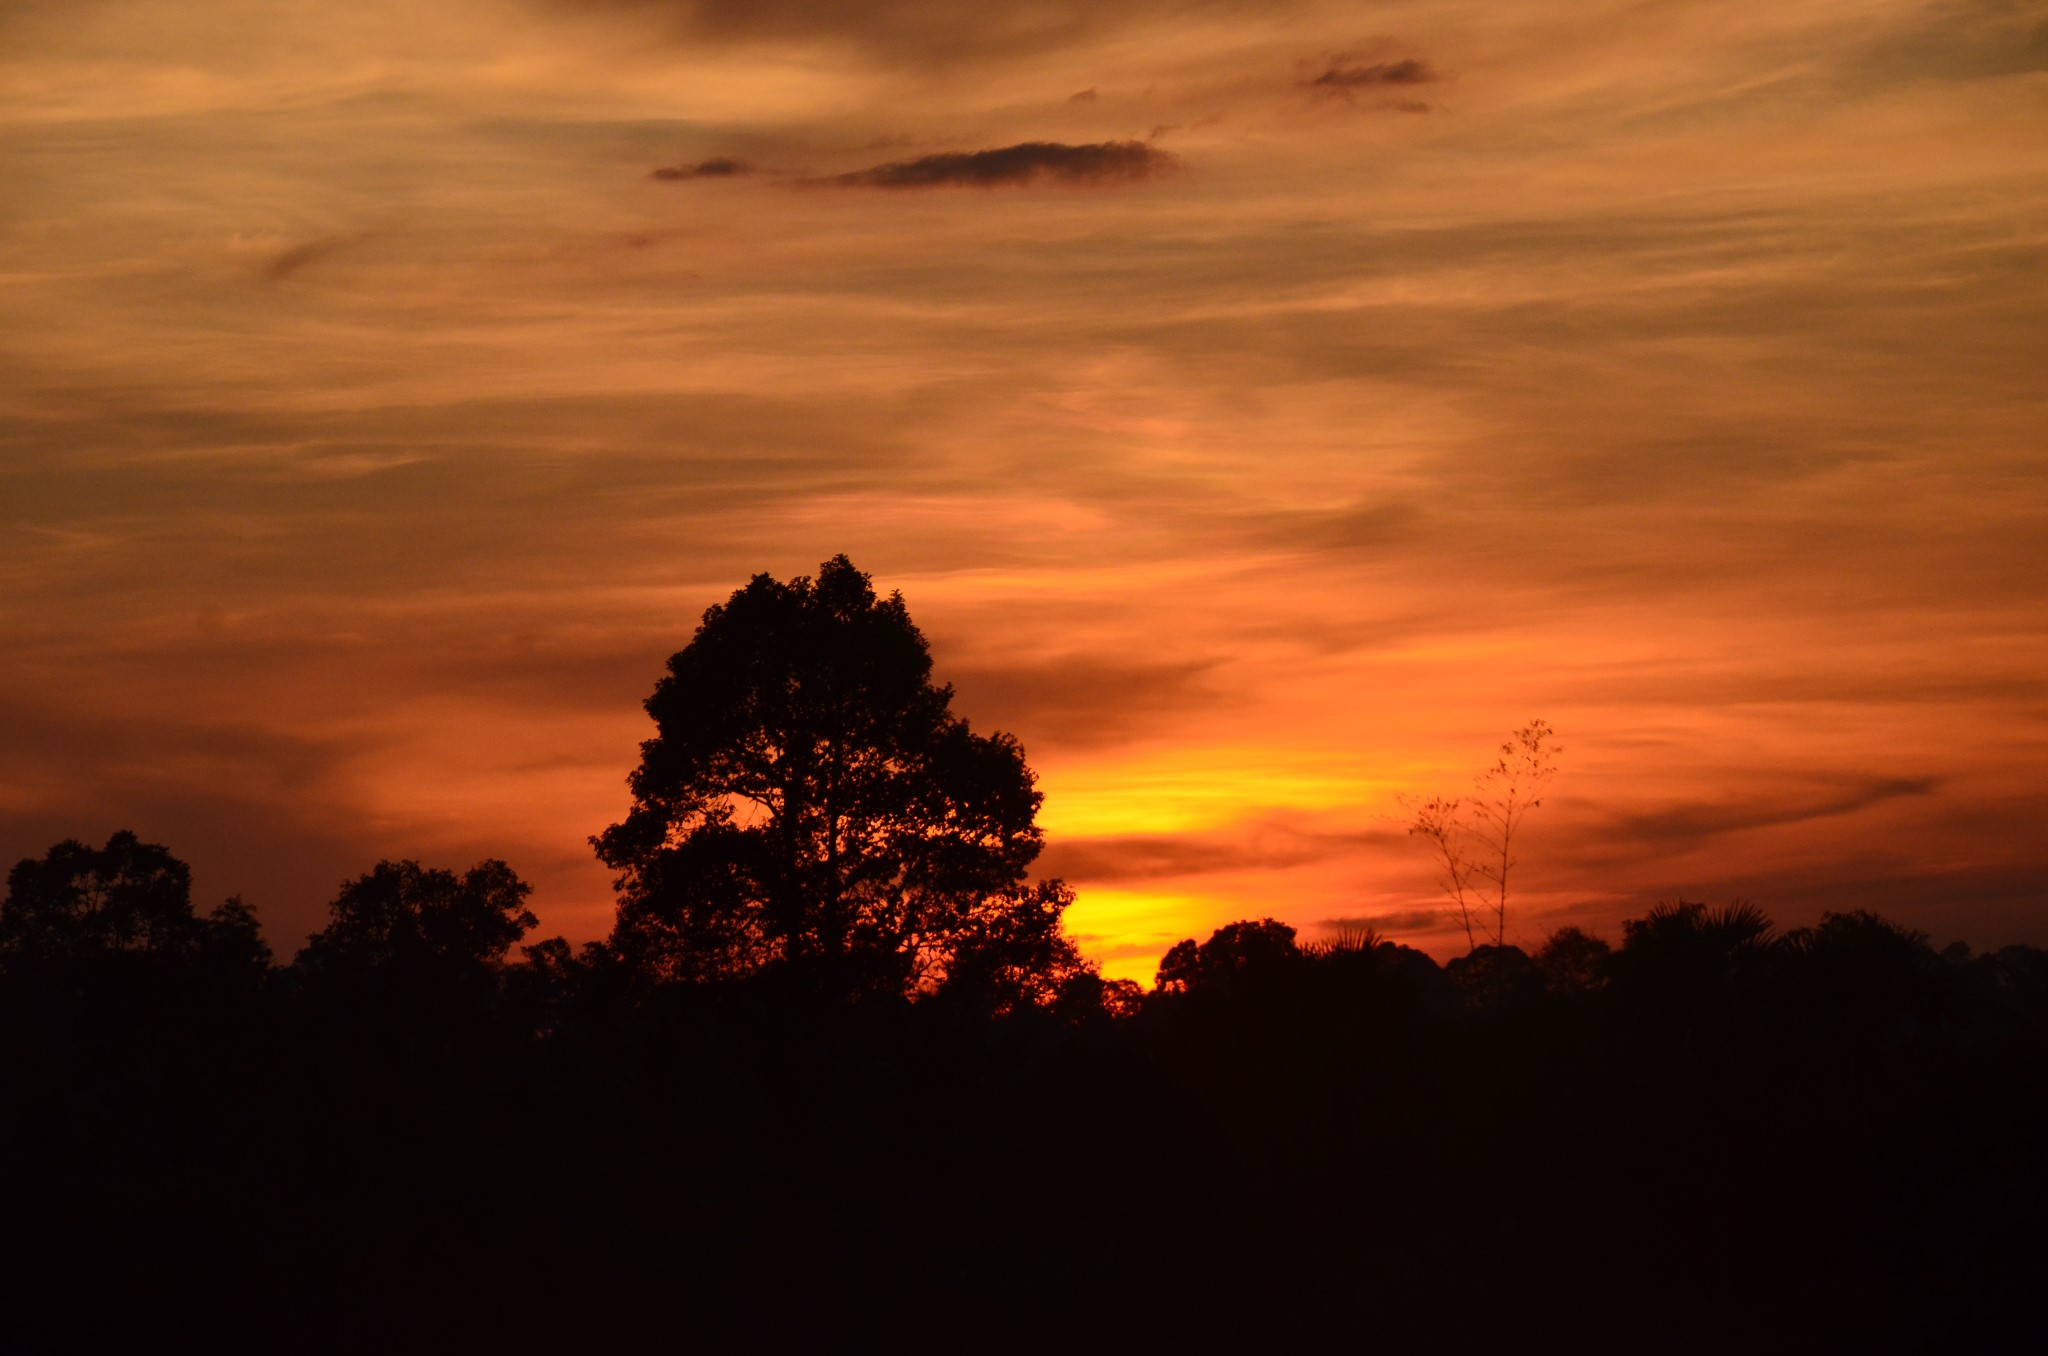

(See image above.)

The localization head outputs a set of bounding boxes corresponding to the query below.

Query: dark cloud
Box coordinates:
[550,0,1296,65]
[1307,58,1437,93]
[947,655,1219,749]
[1250,500,1426,555]
[260,235,359,281]
[1605,777,1942,852]
[1037,822,1386,883]
[1320,909,1442,935]
[1040,835,1280,882]
[1063,934,1181,968]
[816,140,1175,189]
[651,156,750,181]
[1855,0,2048,83]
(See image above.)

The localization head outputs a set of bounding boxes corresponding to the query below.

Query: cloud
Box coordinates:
[547,0,1298,65]
[1853,0,2048,84]
[1307,57,1438,93]
[1038,821,1386,883]
[1041,835,1279,882]
[260,235,360,281]
[1606,777,1942,851]
[1249,501,1426,555]
[948,655,1219,749]
[651,156,751,181]
[1319,909,1441,935]
[818,140,1175,189]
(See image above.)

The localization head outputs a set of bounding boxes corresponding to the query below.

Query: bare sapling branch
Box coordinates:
[1469,719,1561,950]
[1406,794,1481,952]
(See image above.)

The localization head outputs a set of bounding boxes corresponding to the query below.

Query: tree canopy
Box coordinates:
[295,858,536,989]
[593,555,1085,1003]
[0,829,269,986]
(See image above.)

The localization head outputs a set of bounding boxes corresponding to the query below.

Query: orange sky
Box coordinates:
[4,0,2046,980]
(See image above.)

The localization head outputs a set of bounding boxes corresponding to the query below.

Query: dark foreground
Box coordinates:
[4,910,2044,1354]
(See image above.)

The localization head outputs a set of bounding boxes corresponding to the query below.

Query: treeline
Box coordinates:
[3,829,2043,1351]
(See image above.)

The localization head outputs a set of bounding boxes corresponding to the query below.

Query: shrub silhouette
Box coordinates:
[1444,942,1542,1013]
[1616,900,1775,988]
[1533,925,1611,997]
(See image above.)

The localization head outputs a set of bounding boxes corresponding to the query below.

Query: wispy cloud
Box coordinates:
[1039,820,1393,883]
[817,140,1174,188]
[1606,777,1943,851]
[948,655,1220,749]
[1320,909,1441,935]
[545,0,1302,66]
[651,156,751,181]
[1306,57,1437,92]
[260,235,360,281]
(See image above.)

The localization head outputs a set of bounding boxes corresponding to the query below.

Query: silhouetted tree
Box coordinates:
[0,830,269,987]
[1445,943,1542,1014]
[1778,910,1951,1043]
[1533,925,1611,997]
[1403,720,1560,951]
[593,556,1085,1004]
[931,878,1102,1016]
[1612,900,1776,1039]
[1405,795,1481,950]
[1155,918,1301,998]
[1618,900,1774,978]
[1954,942,2048,1041]
[295,858,535,994]
[1469,719,1560,949]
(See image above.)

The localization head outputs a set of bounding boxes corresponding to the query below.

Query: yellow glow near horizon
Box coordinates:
[1062,887,1246,986]
[1038,747,1407,840]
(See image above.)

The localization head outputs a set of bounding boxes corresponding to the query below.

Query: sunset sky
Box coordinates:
[4,0,2045,980]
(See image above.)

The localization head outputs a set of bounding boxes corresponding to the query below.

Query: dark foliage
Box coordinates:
[1154,916,1301,996]
[4,834,2045,1350]
[0,830,271,1007]
[296,857,536,986]
[593,555,1087,1008]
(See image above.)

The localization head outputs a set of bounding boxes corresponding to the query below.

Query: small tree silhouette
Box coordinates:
[1404,720,1560,951]
[1406,795,1480,951]
[1470,720,1560,950]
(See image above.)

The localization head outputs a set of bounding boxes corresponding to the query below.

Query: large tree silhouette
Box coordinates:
[594,555,1082,1001]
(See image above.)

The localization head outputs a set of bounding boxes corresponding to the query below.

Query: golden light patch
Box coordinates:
[1062,886,1241,985]
[1039,747,1406,839]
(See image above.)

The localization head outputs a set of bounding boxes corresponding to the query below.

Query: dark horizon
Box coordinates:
[6,816,2045,1349]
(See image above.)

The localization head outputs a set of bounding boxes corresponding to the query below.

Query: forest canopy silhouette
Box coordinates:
[2,556,2042,1350]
